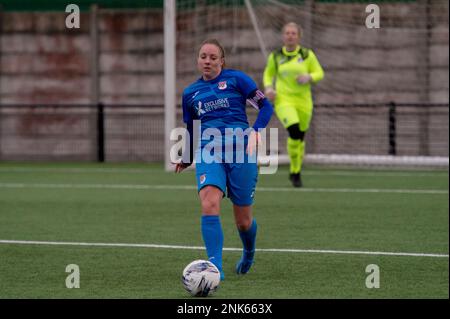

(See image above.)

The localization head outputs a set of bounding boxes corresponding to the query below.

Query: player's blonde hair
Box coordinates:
[282,22,303,38]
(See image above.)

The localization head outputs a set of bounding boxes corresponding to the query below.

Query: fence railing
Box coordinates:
[0,102,448,162]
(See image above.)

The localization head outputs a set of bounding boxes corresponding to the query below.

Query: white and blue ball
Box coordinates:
[182,259,220,297]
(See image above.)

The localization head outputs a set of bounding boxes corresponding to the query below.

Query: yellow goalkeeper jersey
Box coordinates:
[263,45,324,109]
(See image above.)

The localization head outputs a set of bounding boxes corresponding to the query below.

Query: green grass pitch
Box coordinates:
[0,162,448,298]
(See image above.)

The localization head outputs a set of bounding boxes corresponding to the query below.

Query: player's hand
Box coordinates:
[246,130,262,156]
[264,87,276,102]
[296,74,312,85]
[174,162,190,173]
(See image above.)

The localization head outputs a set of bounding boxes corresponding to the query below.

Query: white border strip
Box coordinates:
[0,183,447,194]
[0,166,447,177]
[0,240,447,258]
[269,154,450,168]
[0,165,449,178]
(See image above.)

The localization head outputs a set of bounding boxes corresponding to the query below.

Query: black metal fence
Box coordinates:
[304,102,449,157]
[0,103,448,162]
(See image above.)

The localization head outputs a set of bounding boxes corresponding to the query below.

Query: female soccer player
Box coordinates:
[175,39,273,280]
[263,22,324,187]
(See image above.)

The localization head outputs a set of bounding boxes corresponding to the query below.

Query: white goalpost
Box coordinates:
[164,0,176,172]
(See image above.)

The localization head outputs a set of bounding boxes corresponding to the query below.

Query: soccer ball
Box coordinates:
[182,259,221,297]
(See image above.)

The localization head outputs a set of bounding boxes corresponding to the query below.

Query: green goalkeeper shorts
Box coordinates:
[274,103,313,132]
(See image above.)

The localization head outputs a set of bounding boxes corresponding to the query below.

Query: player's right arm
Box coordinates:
[263,52,277,102]
[176,91,194,173]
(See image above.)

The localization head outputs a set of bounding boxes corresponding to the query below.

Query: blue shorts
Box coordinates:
[195,161,258,206]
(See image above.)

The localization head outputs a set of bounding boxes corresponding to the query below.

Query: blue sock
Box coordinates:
[201,215,224,278]
[238,219,257,261]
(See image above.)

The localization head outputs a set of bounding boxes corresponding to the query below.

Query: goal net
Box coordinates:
[169,0,449,169]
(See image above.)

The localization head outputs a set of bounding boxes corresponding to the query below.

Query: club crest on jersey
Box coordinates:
[218,81,227,90]
[199,174,206,184]
[297,57,304,63]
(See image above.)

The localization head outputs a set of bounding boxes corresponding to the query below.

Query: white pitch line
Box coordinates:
[0,167,447,177]
[0,240,447,258]
[0,183,196,191]
[0,167,161,174]
[0,182,447,195]
[305,171,449,178]
[256,186,448,195]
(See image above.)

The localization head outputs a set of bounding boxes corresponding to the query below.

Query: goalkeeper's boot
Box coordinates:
[289,173,302,188]
[235,249,255,275]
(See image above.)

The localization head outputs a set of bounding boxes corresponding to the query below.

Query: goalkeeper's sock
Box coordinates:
[236,219,257,274]
[287,137,301,174]
[201,215,224,280]
[298,140,306,173]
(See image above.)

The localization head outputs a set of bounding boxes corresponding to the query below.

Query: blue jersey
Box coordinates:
[181,69,273,164]
[182,69,257,133]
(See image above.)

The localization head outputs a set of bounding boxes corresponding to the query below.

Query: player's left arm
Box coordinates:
[236,71,274,155]
[235,71,274,130]
[308,50,325,83]
[248,89,274,131]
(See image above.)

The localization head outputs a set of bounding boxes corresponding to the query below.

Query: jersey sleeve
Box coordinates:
[308,50,325,83]
[234,70,274,130]
[181,91,194,165]
[263,52,276,89]
[235,70,258,98]
[182,91,193,124]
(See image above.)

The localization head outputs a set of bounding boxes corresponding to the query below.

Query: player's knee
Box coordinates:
[199,186,223,213]
[235,216,252,231]
[201,196,220,214]
[287,124,305,141]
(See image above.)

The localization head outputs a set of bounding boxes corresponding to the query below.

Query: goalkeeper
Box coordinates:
[263,22,324,187]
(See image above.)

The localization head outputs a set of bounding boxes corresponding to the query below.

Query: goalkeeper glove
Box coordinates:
[264,87,276,102]
[296,74,312,84]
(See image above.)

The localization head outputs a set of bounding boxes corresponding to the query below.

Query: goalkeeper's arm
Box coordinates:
[308,50,325,83]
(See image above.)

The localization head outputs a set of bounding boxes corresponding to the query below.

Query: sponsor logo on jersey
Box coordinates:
[195,98,230,116]
[200,174,206,184]
[204,98,230,112]
[218,81,227,90]
[197,101,206,116]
